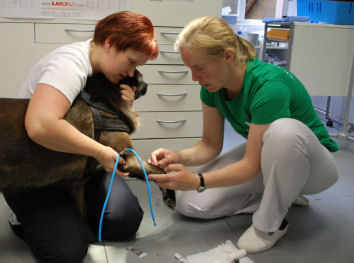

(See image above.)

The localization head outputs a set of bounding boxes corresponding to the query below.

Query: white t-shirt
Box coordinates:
[19,39,93,103]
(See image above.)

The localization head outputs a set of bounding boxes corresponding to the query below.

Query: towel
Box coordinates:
[175,240,255,263]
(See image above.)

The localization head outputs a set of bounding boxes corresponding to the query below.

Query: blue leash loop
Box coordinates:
[98,148,156,242]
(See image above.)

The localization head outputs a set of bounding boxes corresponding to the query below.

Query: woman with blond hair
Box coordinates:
[149,16,339,253]
[4,11,158,262]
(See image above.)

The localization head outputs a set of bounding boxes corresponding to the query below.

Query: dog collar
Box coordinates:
[80,90,133,139]
[80,89,118,115]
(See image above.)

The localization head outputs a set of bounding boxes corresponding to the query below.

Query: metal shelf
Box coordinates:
[261,21,294,70]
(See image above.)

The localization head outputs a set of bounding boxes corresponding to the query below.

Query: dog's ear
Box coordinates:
[133,70,148,100]
[119,70,148,100]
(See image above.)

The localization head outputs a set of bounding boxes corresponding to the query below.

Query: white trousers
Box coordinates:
[176,118,339,232]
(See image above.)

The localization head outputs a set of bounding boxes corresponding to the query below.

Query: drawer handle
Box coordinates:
[64,29,94,33]
[160,50,180,54]
[158,70,189,74]
[160,32,179,35]
[156,119,187,124]
[157,92,187,97]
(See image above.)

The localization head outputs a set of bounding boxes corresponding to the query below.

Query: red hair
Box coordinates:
[93,11,158,59]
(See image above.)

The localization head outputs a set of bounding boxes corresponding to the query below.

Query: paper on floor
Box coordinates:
[175,240,255,263]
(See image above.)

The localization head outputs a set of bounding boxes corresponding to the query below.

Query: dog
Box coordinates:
[0,70,176,220]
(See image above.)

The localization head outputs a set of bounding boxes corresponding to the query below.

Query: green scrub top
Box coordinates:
[200,57,339,152]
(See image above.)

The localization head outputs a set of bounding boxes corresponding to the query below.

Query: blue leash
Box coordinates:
[98,148,156,242]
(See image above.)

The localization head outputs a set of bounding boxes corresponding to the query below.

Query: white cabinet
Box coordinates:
[289,22,354,97]
[35,23,95,44]
[260,22,354,98]
[131,0,221,27]
[0,0,221,164]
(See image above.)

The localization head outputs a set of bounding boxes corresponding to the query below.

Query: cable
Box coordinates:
[98,148,156,242]
[127,148,157,227]
[98,153,120,242]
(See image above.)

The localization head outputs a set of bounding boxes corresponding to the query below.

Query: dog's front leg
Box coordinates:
[119,152,164,179]
[119,152,176,210]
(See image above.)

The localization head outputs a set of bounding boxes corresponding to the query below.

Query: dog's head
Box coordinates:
[83,69,147,111]
[81,69,146,133]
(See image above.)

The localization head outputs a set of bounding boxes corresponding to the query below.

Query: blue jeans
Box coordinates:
[3,172,143,263]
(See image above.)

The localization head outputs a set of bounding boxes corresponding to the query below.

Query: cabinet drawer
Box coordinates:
[132,138,201,161]
[135,85,201,112]
[139,65,195,84]
[148,44,183,65]
[155,27,181,44]
[133,111,202,139]
[35,23,95,44]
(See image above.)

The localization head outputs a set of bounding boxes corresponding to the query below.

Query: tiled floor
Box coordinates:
[1,124,354,263]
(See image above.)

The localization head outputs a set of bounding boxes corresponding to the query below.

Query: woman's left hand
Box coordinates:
[148,164,200,191]
[120,84,136,106]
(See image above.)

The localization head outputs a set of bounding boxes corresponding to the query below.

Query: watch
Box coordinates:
[197,173,206,193]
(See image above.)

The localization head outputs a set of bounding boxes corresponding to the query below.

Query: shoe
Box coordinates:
[292,195,309,206]
[237,219,288,253]
[8,221,25,240]
[8,210,25,240]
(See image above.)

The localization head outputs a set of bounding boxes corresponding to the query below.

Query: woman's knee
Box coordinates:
[85,173,144,240]
[264,118,305,141]
[262,118,311,156]
[175,194,200,218]
[101,195,144,240]
[44,239,88,263]
[175,191,222,219]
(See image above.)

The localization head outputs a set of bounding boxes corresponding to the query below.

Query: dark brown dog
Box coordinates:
[0,70,175,218]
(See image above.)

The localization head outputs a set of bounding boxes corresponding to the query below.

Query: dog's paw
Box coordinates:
[160,187,176,210]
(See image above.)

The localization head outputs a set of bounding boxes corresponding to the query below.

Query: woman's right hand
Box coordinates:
[95,145,129,176]
[149,148,181,169]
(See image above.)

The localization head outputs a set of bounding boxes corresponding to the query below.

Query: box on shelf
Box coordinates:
[266,28,290,40]
[297,0,354,25]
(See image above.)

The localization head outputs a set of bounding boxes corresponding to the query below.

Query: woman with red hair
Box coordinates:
[4,11,158,262]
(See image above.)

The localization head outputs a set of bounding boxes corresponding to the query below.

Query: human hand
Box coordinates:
[95,145,129,176]
[148,164,199,190]
[120,84,136,106]
[149,148,181,169]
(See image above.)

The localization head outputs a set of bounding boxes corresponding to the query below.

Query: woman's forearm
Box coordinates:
[26,118,105,159]
[203,158,260,188]
[179,138,222,166]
